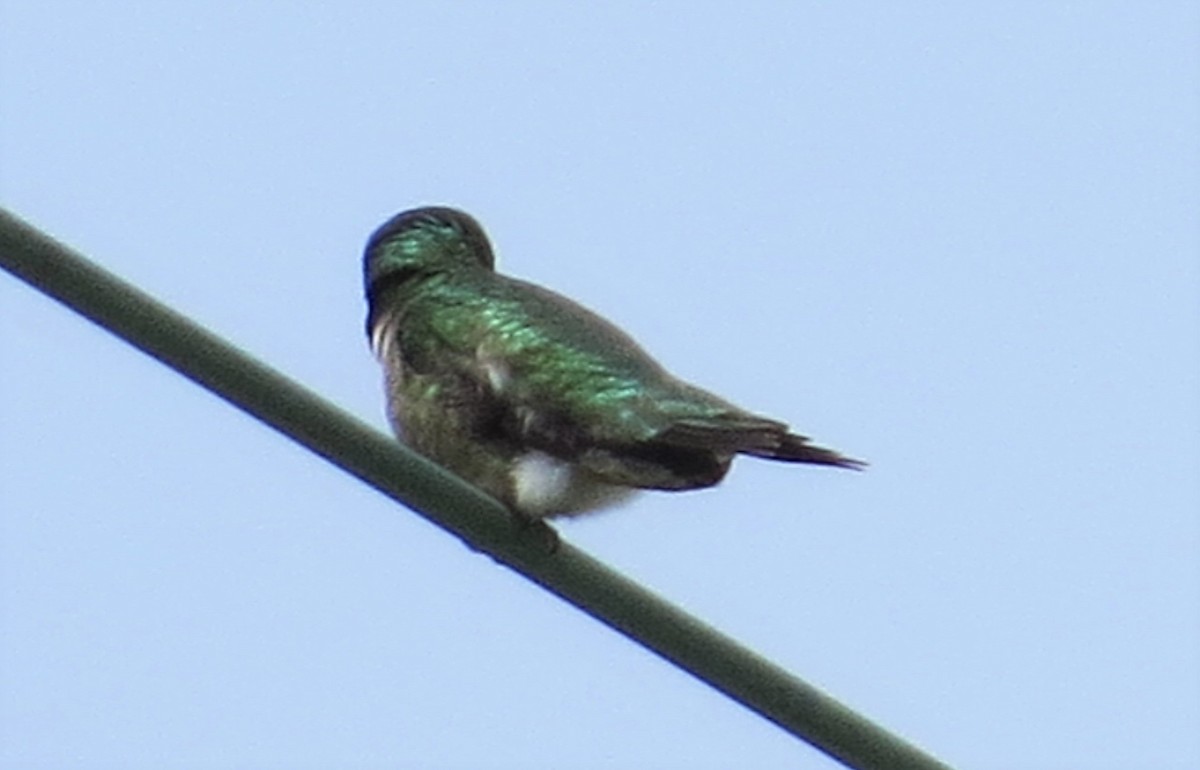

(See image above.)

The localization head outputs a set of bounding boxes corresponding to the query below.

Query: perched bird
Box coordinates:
[365,206,863,520]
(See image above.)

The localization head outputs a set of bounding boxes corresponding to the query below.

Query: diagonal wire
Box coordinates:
[0,208,955,770]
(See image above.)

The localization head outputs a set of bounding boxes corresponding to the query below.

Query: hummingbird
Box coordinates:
[364,206,864,520]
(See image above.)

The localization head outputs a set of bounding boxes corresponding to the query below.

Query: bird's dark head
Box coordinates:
[363,207,495,299]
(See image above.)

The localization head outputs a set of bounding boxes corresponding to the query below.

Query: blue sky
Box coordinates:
[2,3,1197,768]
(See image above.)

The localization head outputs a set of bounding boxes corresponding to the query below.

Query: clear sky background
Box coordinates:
[2,3,1197,769]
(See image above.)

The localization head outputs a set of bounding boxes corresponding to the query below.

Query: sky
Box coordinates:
[2,3,1198,769]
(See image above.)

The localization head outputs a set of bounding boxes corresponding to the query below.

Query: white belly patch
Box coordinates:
[512,451,638,518]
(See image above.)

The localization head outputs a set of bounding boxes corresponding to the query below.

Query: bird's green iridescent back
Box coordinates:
[384,267,741,445]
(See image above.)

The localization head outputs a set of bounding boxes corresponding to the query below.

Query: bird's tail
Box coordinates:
[747,432,867,470]
[658,418,867,470]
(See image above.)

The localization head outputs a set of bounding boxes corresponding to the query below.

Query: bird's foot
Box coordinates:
[510,510,560,555]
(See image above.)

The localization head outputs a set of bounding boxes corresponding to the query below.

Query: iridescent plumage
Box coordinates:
[365,207,863,518]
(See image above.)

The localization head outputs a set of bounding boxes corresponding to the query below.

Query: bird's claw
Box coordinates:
[511,511,560,555]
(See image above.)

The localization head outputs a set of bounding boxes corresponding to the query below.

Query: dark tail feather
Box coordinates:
[748,433,868,470]
[659,420,867,471]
